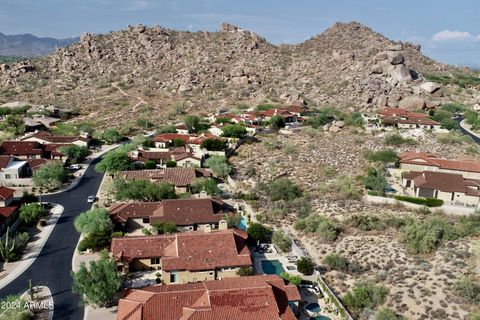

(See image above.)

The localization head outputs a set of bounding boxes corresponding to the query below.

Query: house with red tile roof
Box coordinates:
[377,108,441,131]
[131,147,202,168]
[402,171,480,208]
[109,197,233,232]
[153,133,226,157]
[399,152,480,180]
[0,141,45,159]
[119,168,211,193]
[260,108,298,124]
[0,186,18,236]
[117,275,301,320]
[21,130,91,147]
[110,229,252,284]
[285,104,311,117]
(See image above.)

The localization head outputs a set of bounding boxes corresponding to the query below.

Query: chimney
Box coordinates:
[204,224,212,233]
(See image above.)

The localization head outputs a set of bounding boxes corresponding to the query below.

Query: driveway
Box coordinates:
[0,157,105,320]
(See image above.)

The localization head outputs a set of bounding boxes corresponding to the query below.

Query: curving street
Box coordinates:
[0,157,105,320]
[456,116,480,144]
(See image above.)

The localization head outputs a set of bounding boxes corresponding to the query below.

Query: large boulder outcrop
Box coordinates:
[399,95,425,110]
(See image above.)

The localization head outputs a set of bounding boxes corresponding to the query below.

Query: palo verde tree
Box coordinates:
[72,250,123,307]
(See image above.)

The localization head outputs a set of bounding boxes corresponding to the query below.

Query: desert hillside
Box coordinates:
[0,22,477,127]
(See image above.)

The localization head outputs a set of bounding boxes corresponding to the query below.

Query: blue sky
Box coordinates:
[0,0,479,65]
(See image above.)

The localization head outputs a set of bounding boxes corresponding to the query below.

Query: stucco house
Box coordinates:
[0,186,18,236]
[109,197,234,232]
[21,130,91,147]
[402,171,480,208]
[119,168,211,193]
[377,108,441,131]
[116,275,301,320]
[0,141,45,159]
[399,152,480,180]
[0,155,35,187]
[110,228,252,284]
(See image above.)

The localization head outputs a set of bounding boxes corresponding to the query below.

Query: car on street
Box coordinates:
[87,195,96,203]
[68,164,81,170]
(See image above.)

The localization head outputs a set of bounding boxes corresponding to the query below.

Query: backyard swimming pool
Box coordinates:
[305,303,321,313]
[261,260,285,275]
[238,216,247,230]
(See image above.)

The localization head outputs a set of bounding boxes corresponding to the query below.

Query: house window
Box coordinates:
[170,271,179,283]
[209,271,214,276]
[405,180,411,188]
[5,174,11,179]
[150,258,160,265]
[143,218,150,223]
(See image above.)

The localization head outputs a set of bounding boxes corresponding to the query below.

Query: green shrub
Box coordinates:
[236,266,255,276]
[376,307,403,320]
[280,272,302,286]
[272,230,292,253]
[166,160,177,167]
[201,138,227,151]
[364,149,399,163]
[343,281,388,313]
[361,167,388,193]
[384,132,417,146]
[455,276,480,303]
[296,257,315,275]
[152,222,177,235]
[78,230,111,252]
[323,253,349,271]
[294,214,339,242]
[347,215,383,231]
[263,177,302,201]
[113,179,176,202]
[437,132,474,145]
[393,195,443,207]
[190,178,220,195]
[221,124,247,138]
[19,203,45,225]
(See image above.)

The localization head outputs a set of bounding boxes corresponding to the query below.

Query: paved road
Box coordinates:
[0,157,105,320]
[455,116,480,144]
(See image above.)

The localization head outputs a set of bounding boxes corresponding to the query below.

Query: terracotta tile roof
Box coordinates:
[260,108,295,118]
[398,118,440,126]
[0,155,13,169]
[153,133,194,143]
[44,143,72,157]
[111,229,251,271]
[0,206,18,218]
[285,105,309,114]
[23,131,90,143]
[26,158,49,170]
[136,148,201,162]
[405,171,480,196]
[117,275,300,320]
[109,198,230,226]
[0,187,15,200]
[378,108,428,118]
[400,152,480,174]
[0,141,44,156]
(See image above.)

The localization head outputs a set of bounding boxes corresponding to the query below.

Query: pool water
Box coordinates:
[305,303,321,313]
[261,260,285,275]
[238,217,247,230]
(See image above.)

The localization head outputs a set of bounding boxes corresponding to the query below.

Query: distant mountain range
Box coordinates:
[0,32,78,57]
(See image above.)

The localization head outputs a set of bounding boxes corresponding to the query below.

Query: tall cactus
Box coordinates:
[0,227,16,262]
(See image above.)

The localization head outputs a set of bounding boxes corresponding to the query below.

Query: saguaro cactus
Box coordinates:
[0,227,16,262]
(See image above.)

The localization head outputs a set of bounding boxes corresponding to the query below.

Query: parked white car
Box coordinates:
[68,164,81,170]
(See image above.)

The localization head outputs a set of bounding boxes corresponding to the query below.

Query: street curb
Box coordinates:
[460,119,480,140]
[0,205,64,290]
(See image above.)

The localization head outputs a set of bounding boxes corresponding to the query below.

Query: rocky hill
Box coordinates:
[0,32,78,57]
[0,22,477,127]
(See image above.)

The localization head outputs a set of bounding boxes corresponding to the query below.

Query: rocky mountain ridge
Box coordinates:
[0,32,78,57]
[0,22,476,126]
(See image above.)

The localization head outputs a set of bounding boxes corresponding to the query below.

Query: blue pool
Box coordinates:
[238,217,247,230]
[261,260,285,275]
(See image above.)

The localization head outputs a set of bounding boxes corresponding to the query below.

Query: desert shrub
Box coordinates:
[280,272,302,286]
[166,160,177,167]
[344,112,364,127]
[294,214,339,242]
[393,195,443,207]
[247,223,272,243]
[269,115,285,130]
[323,253,349,271]
[400,215,457,254]
[437,132,473,145]
[221,124,247,138]
[78,230,111,252]
[361,167,388,193]
[156,125,177,134]
[236,266,255,276]
[296,257,315,275]
[0,294,32,319]
[256,104,276,111]
[376,307,403,320]
[204,155,231,177]
[201,138,227,151]
[343,281,388,313]
[347,214,384,231]
[364,149,399,163]
[455,276,480,303]
[326,176,363,200]
[384,132,417,146]
[190,178,220,195]
[272,230,292,253]
[19,203,45,225]
[151,222,177,235]
[263,177,302,201]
